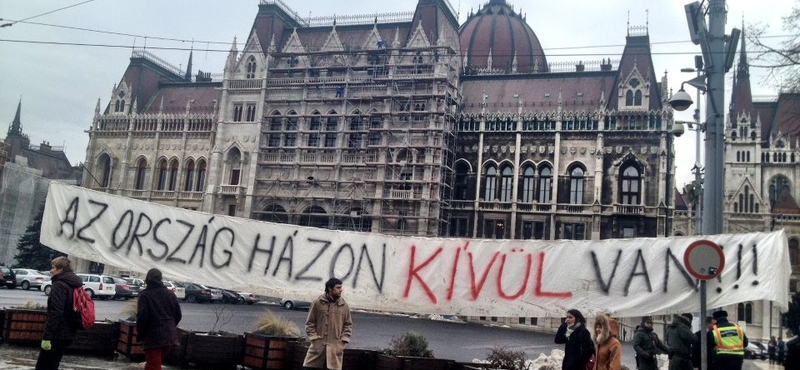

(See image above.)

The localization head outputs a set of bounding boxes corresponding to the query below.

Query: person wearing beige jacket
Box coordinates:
[303,278,353,370]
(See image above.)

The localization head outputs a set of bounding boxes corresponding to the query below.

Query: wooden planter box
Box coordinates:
[179,331,243,369]
[398,357,456,370]
[342,348,379,370]
[0,309,5,343]
[376,354,403,370]
[68,321,118,356]
[2,309,47,345]
[243,333,297,370]
[286,343,379,370]
[288,343,309,370]
[116,320,144,361]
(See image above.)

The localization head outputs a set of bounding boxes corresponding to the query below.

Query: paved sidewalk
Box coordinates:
[746,359,786,370]
[0,345,178,370]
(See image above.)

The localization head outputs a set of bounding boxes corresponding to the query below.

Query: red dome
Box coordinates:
[459,0,547,73]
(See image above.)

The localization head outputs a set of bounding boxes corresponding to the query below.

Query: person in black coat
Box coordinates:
[633,316,669,370]
[137,268,182,370]
[555,309,595,370]
[692,316,716,370]
[36,256,84,370]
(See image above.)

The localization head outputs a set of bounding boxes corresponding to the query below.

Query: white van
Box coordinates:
[76,273,117,299]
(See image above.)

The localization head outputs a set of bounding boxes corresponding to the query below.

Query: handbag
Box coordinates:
[585,353,596,370]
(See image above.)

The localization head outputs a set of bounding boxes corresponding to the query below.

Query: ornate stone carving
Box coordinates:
[539,146,546,154]
[561,147,567,154]
[616,146,623,154]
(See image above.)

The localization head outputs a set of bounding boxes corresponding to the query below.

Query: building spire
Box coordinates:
[8,98,22,136]
[738,18,749,77]
[185,49,193,81]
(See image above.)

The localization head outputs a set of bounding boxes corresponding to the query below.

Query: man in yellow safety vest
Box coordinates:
[706,310,748,370]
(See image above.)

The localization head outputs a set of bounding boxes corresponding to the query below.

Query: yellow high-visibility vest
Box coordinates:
[712,324,745,356]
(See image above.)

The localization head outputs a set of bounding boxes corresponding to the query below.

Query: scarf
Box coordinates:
[566,322,581,337]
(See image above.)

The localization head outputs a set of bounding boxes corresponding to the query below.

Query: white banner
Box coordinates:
[40,182,791,317]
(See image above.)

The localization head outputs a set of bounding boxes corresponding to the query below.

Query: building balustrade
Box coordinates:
[479,201,513,211]
[128,190,148,199]
[389,189,414,199]
[556,204,590,213]
[218,185,244,195]
[450,200,473,210]
[228,79,263,89]
[151,191,174,199]
[179,191,204,200]
[613,204,644,215]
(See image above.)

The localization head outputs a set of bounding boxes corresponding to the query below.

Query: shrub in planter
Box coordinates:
[382,332,454,370]
[485,347,530,370]
[243,311,300,369]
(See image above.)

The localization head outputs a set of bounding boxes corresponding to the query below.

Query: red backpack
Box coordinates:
[71,287,95,330]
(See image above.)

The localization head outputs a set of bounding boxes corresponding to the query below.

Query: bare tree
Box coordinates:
[748,1,800,90]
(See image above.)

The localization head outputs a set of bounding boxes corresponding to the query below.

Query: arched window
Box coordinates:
[621,165,641,205]
[731,131,737,141]
[258,204,289,224]
[134,158,147,190]
[569,165,585,204]
[790,238,800,267]
[195,160,207,192]
[500,166,513,202]
[625,91,633,106]
[737,302,753,324]
[157,159,169,190]
[737,152,741,162]
[246,57,257,79]
[747,151,750,162]
[184,160,195,191]
[168,160,179,191]
[769,176,790,208]
[538,165,552,203]
[299,205,328,229]
[228,148,242,186]
[98,154,111,188]
[455,162,470,201]
[521,166,535,202]
[634,90,642,106]
[484,165,497,201]
[114,101,121,112]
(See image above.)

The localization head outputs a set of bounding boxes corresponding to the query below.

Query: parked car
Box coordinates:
[197,284,222,302]
[280,298,312,310]
[76,273,117,299]
[0,266,16,289]
[12,268,51,290]
[175,282,213,303]
[164,280,186,300]
[113,277,140,299]
[208,287,242,304]
[238,292,259,305]
[745,341,768,360]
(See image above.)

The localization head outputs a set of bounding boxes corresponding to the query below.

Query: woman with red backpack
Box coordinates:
[36,256,83,370]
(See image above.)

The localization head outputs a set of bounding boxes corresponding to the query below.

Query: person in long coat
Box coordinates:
[633,316,670,370]
[665,313,694,370]
[137,268,182,370]
[593,313,621,370]
[36,257,84,370]
[303,277,353,370]
[555,309,595,370]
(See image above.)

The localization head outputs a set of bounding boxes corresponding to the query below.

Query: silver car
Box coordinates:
[280,298,312,310]
[13,269,51,290]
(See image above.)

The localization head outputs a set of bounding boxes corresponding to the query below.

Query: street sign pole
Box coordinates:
[684,239,725,370]
[700,280,707,370]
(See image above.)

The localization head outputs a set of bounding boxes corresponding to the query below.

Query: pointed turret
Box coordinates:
[8,98,22,136]
[225,37,238,72]
[94,98,102,117]
[730,24,753,120]
[184,49,193,82]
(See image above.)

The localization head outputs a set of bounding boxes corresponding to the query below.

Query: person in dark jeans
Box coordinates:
[36,257,83,370]
[137,268,182,370]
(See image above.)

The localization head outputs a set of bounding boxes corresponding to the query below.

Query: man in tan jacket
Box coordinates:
[303,278,353,370]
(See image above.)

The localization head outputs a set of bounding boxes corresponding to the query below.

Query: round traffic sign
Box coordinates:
[683,240,725,280]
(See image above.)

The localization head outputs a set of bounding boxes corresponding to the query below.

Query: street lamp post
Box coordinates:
[672,3,740,370]
[681,57,705,236]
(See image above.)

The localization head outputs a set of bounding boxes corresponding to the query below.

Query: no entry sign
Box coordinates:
[683,240,725,280]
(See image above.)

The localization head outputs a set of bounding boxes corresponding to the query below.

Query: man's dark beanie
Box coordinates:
[681,313,693,321]
[712,310,728,320]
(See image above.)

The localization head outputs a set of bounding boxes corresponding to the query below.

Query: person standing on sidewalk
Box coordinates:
[768,336,777,364]
[777,337,786,365]
[555,309,595,370]
[36,256,83,370]
[303,277,353,370]
[707,310,747,370]
[633,316,669,370]
[593,313,621,370]
[665,313,694,370]
[137,268,182,370]
[692,316,716,370]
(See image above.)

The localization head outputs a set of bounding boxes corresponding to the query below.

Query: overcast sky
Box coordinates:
[0,0,796,188]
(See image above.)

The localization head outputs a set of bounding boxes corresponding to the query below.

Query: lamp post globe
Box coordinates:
[669,88,694,111]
